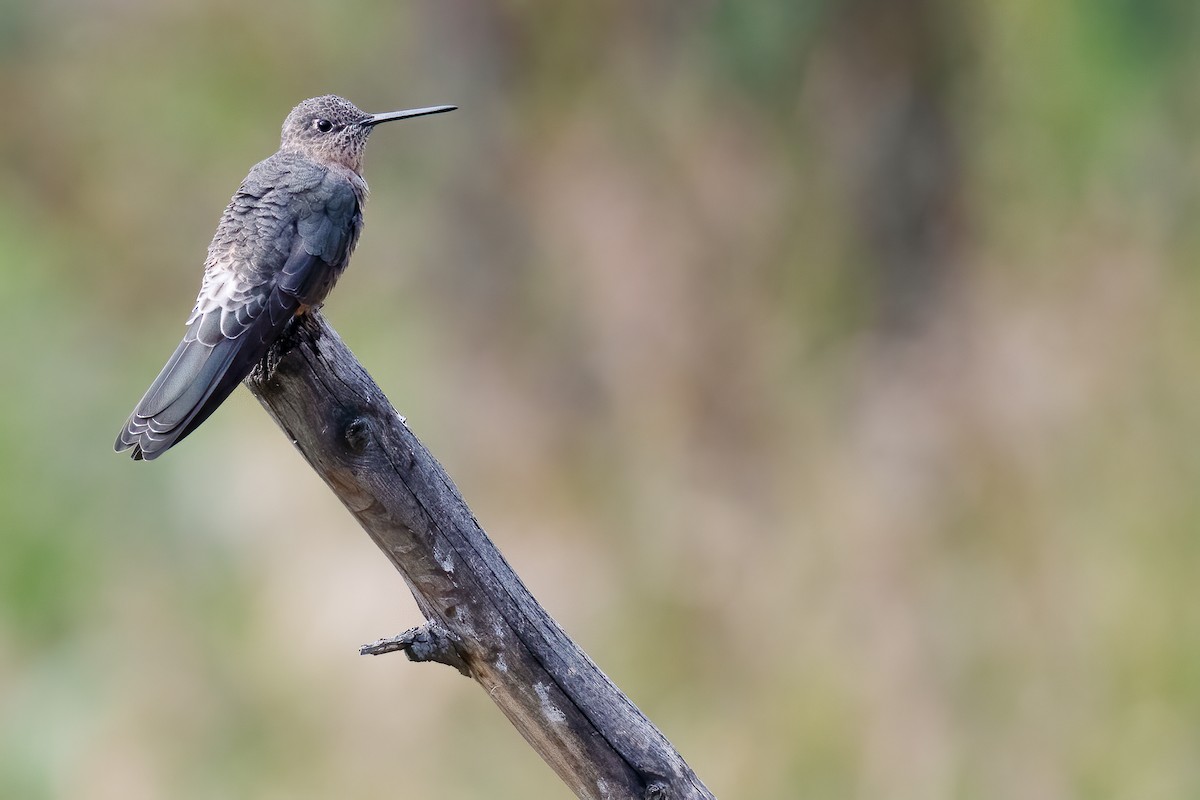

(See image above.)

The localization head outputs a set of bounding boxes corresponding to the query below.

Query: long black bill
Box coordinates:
[363,105,457,127]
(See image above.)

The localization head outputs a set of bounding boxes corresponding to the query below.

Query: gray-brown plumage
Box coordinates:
[116,95,454,460]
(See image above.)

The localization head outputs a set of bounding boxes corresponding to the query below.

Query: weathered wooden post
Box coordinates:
[247,312,714,800]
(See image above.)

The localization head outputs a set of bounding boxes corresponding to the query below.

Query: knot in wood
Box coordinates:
[644,780,669,799]
[342,414,372,454]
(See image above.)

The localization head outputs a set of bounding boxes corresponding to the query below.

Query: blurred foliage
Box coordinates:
[2,0,1200,797]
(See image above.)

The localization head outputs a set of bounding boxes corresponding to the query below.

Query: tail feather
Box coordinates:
[115,307,292,461]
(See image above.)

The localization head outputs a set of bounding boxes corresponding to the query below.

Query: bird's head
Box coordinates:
[280,95,455,172]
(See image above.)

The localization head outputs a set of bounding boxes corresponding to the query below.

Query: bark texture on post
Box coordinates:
[246,312,714,800]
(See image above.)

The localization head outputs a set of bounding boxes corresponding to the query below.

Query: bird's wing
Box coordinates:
[283,171,363,305]
[115,166,361,461]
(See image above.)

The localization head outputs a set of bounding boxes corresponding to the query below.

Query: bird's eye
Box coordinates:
[313,118,334,133]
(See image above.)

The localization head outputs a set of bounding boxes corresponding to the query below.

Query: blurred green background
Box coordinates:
[3,0,1200,797]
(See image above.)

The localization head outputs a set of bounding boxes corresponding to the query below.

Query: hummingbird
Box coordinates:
[115,95,455,460]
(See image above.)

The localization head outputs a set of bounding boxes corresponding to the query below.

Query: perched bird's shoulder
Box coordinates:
[232,152,320,198]
[238,152,361,204]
